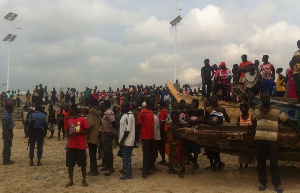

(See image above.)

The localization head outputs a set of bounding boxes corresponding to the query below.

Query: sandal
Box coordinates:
[275,187,284,193]
[258,184,266,191]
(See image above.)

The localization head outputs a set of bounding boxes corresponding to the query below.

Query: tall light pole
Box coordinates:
[170,1,182,83]
[3,12,18,92]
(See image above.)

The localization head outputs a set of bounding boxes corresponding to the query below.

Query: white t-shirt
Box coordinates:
[119,111,135,146]
[243,71,258,88]
[153,114,161,140]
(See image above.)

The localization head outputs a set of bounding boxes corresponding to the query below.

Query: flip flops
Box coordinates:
[258,184,266,191]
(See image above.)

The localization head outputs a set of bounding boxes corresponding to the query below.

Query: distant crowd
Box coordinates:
[2,40,300,193]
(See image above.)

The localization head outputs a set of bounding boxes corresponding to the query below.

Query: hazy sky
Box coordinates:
[1,0,300,92]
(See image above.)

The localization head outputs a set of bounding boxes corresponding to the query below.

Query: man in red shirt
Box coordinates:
[239,54,252,91]
[100,90,108,101]
[137,97,155,178]
[65,105,90,188]
[157,100,170,165]
[92,89,98,104]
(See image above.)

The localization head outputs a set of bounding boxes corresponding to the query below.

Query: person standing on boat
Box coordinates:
[213,62,232,101]
[173,79,180,92]
[239,54,252,92]
[290,40,300,103]
[260,55,275,96]
[201,59,214,98]
[275,68,285,97]
[253,92,300,193]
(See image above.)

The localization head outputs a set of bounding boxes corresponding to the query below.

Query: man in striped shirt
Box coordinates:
[253,92,300,193]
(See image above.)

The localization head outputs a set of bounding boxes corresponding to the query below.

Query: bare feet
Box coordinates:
[65,182,74,188]
[82,180,88,187]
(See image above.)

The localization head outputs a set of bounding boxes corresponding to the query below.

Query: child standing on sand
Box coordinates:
[236,103,256,169]
[65,105,90,188]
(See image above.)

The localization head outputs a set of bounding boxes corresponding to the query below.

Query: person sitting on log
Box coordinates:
[236,103,256,169]
[203,94,230,172]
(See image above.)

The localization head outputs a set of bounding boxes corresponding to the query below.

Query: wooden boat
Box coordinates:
[173,125,300,162]
[166,81,300,123]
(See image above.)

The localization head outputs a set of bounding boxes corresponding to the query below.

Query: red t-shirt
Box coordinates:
[66,117,90,150]
[64,112,70,130]
[239,61,252,79]
[137,108,154,140]
[93,92,98,100]
[100,92,108,100]
[158,108,168,123]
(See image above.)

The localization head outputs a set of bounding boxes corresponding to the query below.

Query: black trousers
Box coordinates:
[202,80,212,98]
[88,143,98,172]
[142,139,154,175]
[57,123,65,139]
[2,130,13,161]
[23,123,28,137]
[29,131,44,159]
[255,140,281,186]
[213,83,229,101]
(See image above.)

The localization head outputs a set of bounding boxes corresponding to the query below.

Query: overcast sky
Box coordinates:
[1,0,300,92]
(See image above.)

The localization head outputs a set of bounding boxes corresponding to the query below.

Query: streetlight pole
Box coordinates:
[170,1,182,83]
[3,12,18,92]
[175,0,178,84]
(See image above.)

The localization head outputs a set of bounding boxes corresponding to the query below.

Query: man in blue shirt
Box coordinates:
[2,104,15,165]
[28,104,48,166]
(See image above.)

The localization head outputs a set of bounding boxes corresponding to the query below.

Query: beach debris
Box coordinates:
[36,176,46,180]
[56,170,64,174]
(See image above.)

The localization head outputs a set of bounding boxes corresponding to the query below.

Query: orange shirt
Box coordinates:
[239,61,252,79]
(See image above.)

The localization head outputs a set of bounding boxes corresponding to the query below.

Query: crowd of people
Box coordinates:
[2,40,300,193]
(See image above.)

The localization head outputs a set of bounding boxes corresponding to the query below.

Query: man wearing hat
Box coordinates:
[213,62,232,101]
[2,105,15,165]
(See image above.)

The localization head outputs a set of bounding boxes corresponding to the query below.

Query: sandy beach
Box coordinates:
[0,109,300,193]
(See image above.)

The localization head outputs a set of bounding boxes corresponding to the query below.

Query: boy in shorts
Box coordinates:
[65,105,90,188]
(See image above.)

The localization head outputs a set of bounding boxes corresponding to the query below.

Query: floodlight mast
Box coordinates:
[3,12,18,91]
[170,1,182,83]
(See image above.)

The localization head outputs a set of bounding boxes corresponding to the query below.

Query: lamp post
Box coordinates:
[3,12,18,92]
[170,1,182,83]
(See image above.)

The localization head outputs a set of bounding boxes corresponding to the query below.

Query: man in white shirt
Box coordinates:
[119,102,135,180]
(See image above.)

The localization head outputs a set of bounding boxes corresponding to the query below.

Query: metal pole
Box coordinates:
[7,19,12,91]
[174,0,178,83]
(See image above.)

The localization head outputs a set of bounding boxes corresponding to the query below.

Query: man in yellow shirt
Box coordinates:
[275,68,285,97]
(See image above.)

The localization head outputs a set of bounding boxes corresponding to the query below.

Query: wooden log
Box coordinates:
[173,126,300,161]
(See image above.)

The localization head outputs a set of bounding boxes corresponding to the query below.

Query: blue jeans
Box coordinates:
[263,79,274,96]
[121,146,133,178]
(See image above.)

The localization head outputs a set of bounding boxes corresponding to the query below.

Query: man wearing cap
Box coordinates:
[201,59,214,98]
[239,54,252,91]
[260,55,275,96]
[2,105,15,165]
[213,62,232,101]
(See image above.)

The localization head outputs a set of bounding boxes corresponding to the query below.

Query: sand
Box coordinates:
[0,110,300,193]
